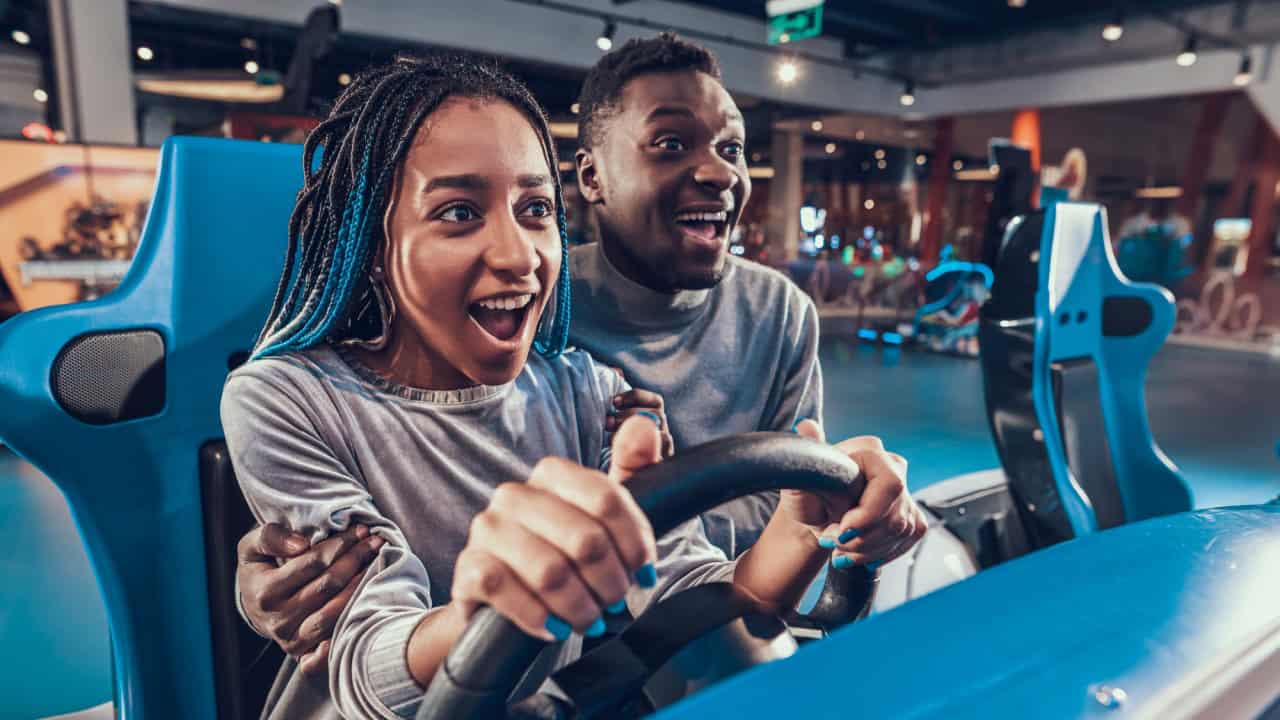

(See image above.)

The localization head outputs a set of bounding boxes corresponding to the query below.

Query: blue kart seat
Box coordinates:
[0,137,302,719]
[976,200,1192,550]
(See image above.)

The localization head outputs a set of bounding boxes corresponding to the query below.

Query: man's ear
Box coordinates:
[576,148,604,205]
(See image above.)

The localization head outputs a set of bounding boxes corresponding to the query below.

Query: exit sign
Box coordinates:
[767,0,823,45]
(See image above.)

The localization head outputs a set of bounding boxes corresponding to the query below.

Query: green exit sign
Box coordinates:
[767,0,824,45]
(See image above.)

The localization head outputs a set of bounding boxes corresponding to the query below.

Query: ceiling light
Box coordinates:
[748,166,776,179]
[1176,35,1198,67]
[596,21,616,52]
[244,60,260,74]
[825,142,837,154]
[864,198,876,210]
[877,159,887,169]
[874,148,886,159]
[1008,0,1026,6]
[33,88,47,103]
[240,37,257,50]
[751,152,762,162]
[338,72,352,86]
[899,79,915,107]
[1102,13,1124,42]
[11,29,31,45]
[776,59,799,85]
[855,130,865,140]
[916,154,927,165]
[1234,52,1253,86]
[136,46,154,61]
[811,120,824,132]
[953,160,964,171]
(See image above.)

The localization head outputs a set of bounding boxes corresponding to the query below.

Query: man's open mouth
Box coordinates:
[674,209,729,246]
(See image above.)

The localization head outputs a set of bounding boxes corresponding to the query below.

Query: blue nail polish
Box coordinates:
[635,563,657,588]
[867,560,884,572]
[817,537,837,550]
[544,615,572,641]
[838,528,860,544]
[606,599,627,614]
[832,555,854,570]
[791,417,808,433]
[585,617,606,638]
[635,410,661,428]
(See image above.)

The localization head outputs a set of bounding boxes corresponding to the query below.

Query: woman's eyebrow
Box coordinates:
[516,174,552,189]
[423,173,489,193]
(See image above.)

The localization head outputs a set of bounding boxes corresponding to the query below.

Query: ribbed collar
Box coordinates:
[333,345,509,405]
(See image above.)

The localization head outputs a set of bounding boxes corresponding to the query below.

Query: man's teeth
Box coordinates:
[475,294,533,311]
[675,210,729,223]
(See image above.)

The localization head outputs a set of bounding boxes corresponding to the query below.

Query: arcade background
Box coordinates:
[1,1,1278,717]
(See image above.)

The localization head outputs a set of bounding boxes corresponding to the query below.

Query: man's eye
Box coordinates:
[656,137,686,152]
[439,205,479,223]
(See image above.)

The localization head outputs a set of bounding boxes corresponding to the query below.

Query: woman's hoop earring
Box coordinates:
[342,268,395,352]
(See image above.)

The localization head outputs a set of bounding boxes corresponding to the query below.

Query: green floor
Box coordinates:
[1,338,1277,718]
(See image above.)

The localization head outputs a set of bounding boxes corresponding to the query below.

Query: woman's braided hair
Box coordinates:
[252,53,571,360]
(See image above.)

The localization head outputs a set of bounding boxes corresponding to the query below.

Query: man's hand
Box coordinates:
[236,522,384,676]
[606,389,675,458]
[779,421,925,570]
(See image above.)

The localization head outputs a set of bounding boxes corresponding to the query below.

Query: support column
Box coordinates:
[1245,126,1280,278]
[49,0,137,144]
[1204,116,1267,271]
[1177,93,1230,225]
[767,128,804,262]
[920,116,954,264]
[1011,108,1041,172]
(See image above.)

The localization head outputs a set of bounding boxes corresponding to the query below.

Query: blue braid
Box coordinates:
[257,142,374,357]
[533,200,572,358]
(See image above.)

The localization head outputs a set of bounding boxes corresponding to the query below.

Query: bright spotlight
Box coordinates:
[776,59,799,85]
[33,88,48,103]
[811,120,824,132]
[244,60,260,74]
[1234,53,1253,86]
[825,142,837,154]
[1176,35,1198,67]
[596,21,616,52]
[136,46,154,61]
[11,30,31,45]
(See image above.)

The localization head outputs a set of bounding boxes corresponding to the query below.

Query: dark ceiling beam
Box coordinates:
[505,0,911,82]
[869,0,981,25]
[823,8,912,41]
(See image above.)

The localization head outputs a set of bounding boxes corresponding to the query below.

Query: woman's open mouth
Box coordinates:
[468,293,535,343]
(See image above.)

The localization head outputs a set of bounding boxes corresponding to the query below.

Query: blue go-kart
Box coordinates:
[0,139,1276,719]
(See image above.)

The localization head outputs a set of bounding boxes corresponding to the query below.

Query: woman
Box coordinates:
[223,54,874,719]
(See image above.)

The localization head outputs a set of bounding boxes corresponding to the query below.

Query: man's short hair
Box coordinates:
[576,32,721,150]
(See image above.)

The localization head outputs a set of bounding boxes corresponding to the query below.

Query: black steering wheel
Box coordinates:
[417,432,873,719]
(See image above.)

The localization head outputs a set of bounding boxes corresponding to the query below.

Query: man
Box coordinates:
[235,33,924,685]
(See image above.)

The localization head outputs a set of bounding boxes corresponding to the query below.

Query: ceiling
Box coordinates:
[650,0,1236,55]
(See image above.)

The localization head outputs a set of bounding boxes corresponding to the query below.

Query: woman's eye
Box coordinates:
[656,137,686,152]
[439,205,479,223]
[722,142,744,160]
[522,199,554,219]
